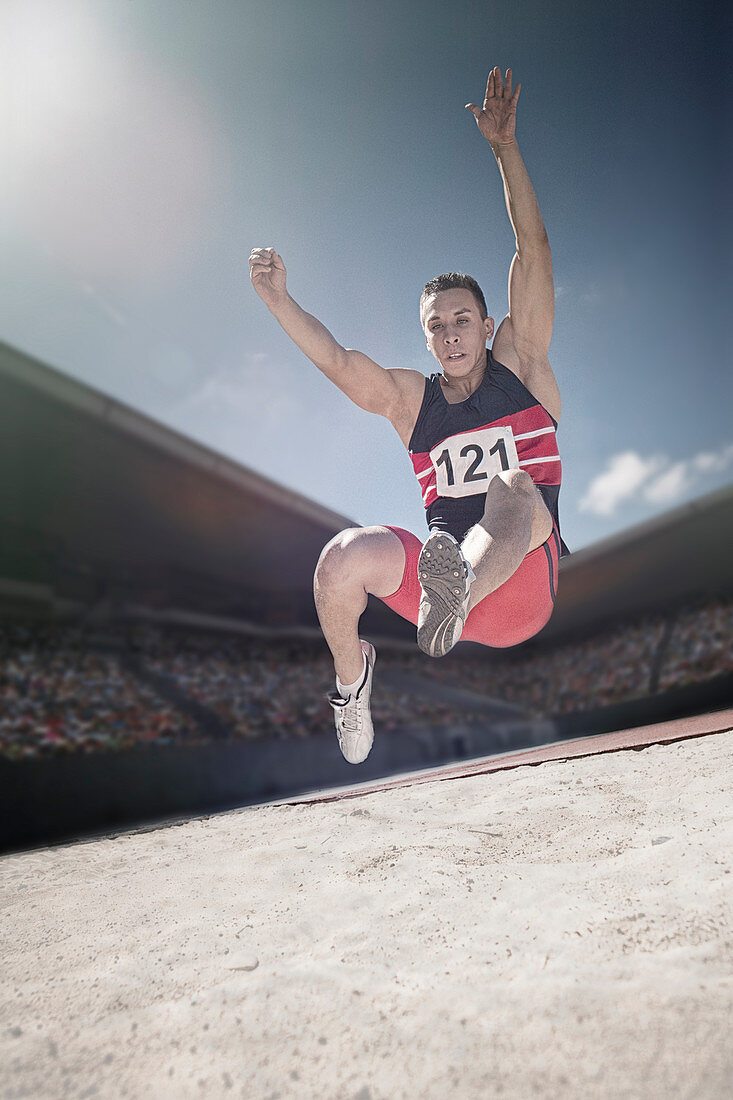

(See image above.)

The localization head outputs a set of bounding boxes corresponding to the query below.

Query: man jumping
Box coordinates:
[249,65,568,764]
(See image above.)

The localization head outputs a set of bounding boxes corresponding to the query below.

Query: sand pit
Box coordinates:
[1,729,731,1099]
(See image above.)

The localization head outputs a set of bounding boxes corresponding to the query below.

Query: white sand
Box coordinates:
[1,731,731,1100]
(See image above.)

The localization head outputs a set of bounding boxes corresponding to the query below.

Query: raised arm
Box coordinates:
[249,248,422,428]
[466,67,560,419]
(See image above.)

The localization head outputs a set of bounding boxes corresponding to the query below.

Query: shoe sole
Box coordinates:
[416,533,470,657]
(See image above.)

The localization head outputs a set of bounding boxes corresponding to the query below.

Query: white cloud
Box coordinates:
[691,443,733,474]
[644,461,690,504]
[578,451,663,515]
[579,442,733,516]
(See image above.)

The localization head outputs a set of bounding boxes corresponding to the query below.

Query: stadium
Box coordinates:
[3,0,731,1090]
[1,342,731,1097]
[1,339,731,846]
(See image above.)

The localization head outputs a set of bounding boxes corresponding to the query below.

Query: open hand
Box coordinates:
[466,66,520,146]
[249,247,288,309]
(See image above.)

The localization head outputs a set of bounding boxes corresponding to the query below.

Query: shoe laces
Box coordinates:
[338,693,362,735]
[329,688,363,733]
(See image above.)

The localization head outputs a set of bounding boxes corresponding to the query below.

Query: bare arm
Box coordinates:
[492,140,555,360]
[248,248,420,422]
[466,68,560,418]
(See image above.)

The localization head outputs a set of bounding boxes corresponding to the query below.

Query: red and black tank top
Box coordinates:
[408,348,569,555]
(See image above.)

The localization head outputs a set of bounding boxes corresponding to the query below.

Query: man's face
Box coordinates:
[421,288,494,373]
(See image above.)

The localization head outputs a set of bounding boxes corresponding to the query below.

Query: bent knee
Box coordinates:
[314,525,403,590]
[496,468,535,497]
[486,468,536,510]
[314,527,363,585]
[481,470,551,544]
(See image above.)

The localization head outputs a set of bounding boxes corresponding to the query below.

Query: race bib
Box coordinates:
[429,425,519,499]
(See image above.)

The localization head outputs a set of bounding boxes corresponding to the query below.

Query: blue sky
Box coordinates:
[1,0,730,550]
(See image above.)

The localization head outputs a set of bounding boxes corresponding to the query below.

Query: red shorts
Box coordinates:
[381,524,561,649]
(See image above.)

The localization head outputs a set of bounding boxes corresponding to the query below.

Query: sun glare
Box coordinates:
[1,0,224,286]
[3,0,110,170]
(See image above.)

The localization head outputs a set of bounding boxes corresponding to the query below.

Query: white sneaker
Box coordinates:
[416,531,474,657]
[328,640,376,764]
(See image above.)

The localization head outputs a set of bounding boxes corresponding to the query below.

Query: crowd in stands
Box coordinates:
[138,628,332,742]
[139,628,460,744]
[657,600,732,693]
[422,597,732,714]
[0,596,730,760]
[0,623,464,760]
[421,613,666,714]
[494,597,731,714]
[0,623,201,760]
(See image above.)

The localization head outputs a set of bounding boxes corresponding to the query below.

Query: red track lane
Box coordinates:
[283,708,733,806]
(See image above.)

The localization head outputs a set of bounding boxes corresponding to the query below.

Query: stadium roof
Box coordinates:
[1,339,731,641]
[0,339,365,626]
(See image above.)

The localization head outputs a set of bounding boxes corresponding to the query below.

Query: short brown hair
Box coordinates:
[420,273,488,322]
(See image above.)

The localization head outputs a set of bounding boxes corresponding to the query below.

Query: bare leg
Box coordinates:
[313,526,406,684]
[462,469,553,613]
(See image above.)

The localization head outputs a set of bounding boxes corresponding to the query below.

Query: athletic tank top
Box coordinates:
[408,348,569,554]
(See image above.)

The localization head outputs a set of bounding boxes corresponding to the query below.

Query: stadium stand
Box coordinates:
[0,623,506,761]
[424,595,733,715]
[1,597,730,763]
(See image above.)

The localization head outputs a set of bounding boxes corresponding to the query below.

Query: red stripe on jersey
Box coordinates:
[517,457,562,485]
[425,404,552,450]
[409,452,439,504]
[513,406,561,486]
[409,404,561,494]
[410,453,433,478]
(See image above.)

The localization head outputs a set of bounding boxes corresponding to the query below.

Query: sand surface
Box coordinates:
[1,731,732,1099]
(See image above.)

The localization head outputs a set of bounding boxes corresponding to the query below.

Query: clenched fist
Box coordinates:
[249,247,288,310]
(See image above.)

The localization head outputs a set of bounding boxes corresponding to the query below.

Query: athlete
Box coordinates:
[249,66,568,765]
